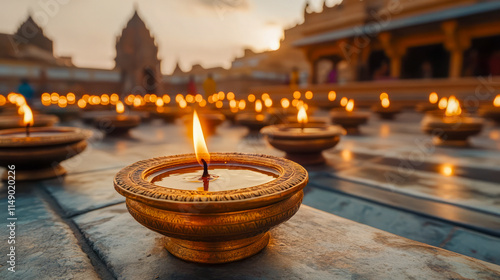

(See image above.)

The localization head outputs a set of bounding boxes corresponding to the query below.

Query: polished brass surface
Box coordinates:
[0,127,92,181]
[114,153,308,263]
[236,113,270,133]
[261,123,345,165]
[93,115,141,135]
[421,115,484,146]
[182,112,225,137]
[372,105,402,120]
[330,111,369,135]
[0,114,59,130]
[478,106,500,125]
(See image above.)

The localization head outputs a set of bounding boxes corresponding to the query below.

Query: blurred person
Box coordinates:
[187,75,197,94]
[373,61,390,80]
[18,78,34,103]
[202,73,216,99]
[421,61,433,79]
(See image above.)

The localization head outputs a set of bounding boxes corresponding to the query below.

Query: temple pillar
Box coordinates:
[378,32,406,79]
[442,20,470,78]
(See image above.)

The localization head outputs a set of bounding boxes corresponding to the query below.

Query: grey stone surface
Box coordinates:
[303,186,454,247]
[442,228,500,265]
[41,168,125,217]
[0,184,99,280]
[73,203,500,280]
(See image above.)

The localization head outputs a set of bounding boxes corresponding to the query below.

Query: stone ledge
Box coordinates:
[73,203,500,279]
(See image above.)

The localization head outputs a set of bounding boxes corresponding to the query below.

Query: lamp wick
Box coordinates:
[201,159,209,178]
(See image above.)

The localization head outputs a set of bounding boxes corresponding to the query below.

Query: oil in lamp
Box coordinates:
[0,104,92,181]
[236,99,270,134]
[261,106,345,165]
[114,110,308,263]
[478,94,500,125]
[416,92,439,112]
[330,99,369,135]
[421,96,484,146]
[372,93,401,120]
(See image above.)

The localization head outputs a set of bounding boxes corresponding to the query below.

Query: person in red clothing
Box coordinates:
[187,75,197,94]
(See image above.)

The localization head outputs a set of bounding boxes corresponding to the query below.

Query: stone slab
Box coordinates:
[73,203,500,280]
[41,168,125,217]
[0,183,99,280]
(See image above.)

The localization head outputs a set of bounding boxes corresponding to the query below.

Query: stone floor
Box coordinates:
[1,110,500,279]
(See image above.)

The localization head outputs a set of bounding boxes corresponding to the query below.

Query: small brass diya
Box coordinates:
[261,107,345,165]
[93,101,141,136]
[415,92,439,112]
[154,106,180,123]
[478,105,500,125]
[372,97,401,120]
[330,99,369,135]
[478,96,500,125]
[42,106,81,122]
[0,127,92,180]
[114,112,308,263]
[0,114,59,130]
[421,96,483,146]
[182,111,225,137]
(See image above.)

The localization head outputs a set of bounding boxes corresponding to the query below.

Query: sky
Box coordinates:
[0,0,338,74]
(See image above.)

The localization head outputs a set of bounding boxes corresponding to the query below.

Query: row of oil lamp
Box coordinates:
[1,90,500,265]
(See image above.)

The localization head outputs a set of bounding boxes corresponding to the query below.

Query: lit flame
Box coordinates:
[346,99,354,112]
[328,91,336,101]
[381,98,390,108]
[116,101,125,114]
[441,164,454,176]
[297,106,308,124]
[22,104,34,126]
[494,94,500,107]
[438,97,448,110]
[281,98,290,109]
[445,96,462,117]
[193,111,210,165]
[379,92,388,100]
[429,92,438,104]
[255,100,263,113]
[340,97,348,107]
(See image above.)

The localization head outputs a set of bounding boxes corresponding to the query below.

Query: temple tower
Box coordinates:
[115,8,163,94]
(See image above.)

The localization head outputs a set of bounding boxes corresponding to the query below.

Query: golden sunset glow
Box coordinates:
[429,92,438,104]
[193,110,210,165]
